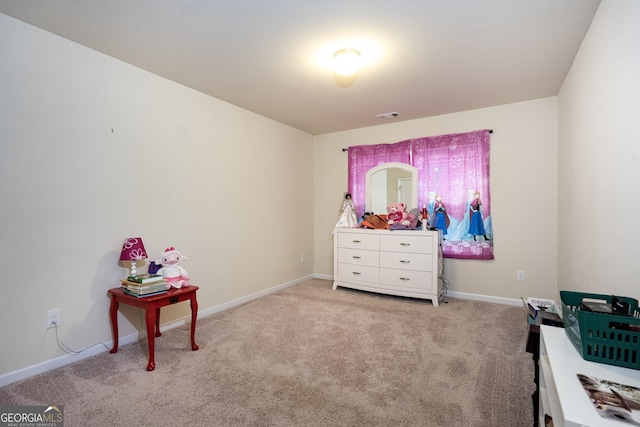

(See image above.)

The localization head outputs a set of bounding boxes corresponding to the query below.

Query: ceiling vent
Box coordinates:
[376,112,400,120]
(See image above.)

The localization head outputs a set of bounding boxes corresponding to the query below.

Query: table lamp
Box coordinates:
[119,237,148,276]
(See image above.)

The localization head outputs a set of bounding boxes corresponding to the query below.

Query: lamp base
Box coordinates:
[130,261,138,277]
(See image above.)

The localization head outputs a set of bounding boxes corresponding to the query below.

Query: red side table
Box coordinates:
[107,285,199,371]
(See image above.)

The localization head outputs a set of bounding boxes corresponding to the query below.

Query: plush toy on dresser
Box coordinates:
[155,247,190,289]
[386,202,414,228]
[361,212,388,229]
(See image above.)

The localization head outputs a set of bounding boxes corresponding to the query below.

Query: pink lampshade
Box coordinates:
[120,237,148,261]
[120,237,147,276]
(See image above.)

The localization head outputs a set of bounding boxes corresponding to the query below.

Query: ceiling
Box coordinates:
[0,0,600,135]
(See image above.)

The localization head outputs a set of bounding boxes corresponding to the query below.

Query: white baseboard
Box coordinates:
[0,333,139,388]
[197,274,315,318]
[445,290,521,306]
[325,273,522,307]
[0,275,315,388]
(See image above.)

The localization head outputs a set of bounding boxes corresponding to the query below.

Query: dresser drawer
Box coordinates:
[337,248,379,267]
[380,234,433,254]
[337,263,379,283]
[333,228,441,306]
[379,268,433,291]
[380,251,432,272]
[337,232,380,251]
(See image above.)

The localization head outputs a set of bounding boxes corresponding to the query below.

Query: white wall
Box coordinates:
[0,14,314,377]
[314,98,559,302]
[558,0,640,299]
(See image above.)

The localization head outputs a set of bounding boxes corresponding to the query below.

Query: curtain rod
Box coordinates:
[341,129,493,151]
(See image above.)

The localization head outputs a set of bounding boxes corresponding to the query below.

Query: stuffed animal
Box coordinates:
[387,202,412,227]
[361,212,388,229]
[155,247,190,289]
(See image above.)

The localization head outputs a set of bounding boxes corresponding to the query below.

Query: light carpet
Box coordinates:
[0,279,535,426]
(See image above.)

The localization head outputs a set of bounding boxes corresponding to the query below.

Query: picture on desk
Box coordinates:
[577,374,640,426]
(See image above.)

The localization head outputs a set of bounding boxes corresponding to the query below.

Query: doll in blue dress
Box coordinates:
[468,191,489,241]
[434,194,450,237]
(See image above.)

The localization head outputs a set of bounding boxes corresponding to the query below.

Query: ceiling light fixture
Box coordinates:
[333,48,361,76]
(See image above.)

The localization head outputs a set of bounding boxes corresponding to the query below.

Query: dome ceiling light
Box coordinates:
[332,48,362,88]
[333,48,361,76]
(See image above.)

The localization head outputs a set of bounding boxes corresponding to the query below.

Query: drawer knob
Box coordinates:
[352,256,362,259]
[352,271,362,275]
[400,242,411,246]
[352,240,362,243]
[400,260,410,264]
[400,277,410,281]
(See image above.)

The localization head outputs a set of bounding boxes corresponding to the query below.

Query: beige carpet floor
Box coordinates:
[0,279,535,426]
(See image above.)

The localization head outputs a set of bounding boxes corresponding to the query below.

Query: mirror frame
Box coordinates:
[365,162,418,213]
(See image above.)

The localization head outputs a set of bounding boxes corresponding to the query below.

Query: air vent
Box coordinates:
[376,112,400,120]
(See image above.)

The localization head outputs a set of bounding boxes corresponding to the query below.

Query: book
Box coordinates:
[123,278,166,286]
[127,274,164,284]
[123,289,168,298]
[121,282,167,296]
[122,280,167,291]
[121,279,166,287]
[126,289,167,296]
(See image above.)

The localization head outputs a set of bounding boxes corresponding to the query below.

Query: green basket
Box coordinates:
[560,291,640,370]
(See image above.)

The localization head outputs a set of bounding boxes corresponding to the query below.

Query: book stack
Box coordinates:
[121,274,167,298]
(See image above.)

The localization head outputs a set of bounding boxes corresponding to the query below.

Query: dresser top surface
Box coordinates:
[333,228,438,237]
[541,325,640,426]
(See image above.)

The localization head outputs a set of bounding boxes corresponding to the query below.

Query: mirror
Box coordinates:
[366,162,418,214]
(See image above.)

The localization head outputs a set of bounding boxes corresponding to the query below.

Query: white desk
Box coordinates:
[539,325,640,427]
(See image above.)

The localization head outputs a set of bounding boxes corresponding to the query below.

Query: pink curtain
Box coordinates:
[348,130,493,260]
[347,139,411,218]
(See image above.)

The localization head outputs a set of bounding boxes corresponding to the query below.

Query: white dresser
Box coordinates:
[333,228,442,306]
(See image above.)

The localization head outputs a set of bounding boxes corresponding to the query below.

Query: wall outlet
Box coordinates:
[516,270,526,282]
[46,309,61,329]
[300,254,305,264]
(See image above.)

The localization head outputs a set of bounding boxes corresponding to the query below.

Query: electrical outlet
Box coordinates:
[300,254,305,264]
[46,309,61,329]
[516,270,526,282]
